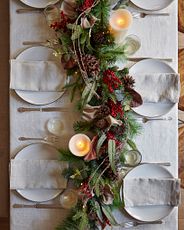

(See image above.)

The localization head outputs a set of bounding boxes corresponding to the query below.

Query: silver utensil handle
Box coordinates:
[18,107,41,112]
[16,8,42,13]
[23,41,47,46]
[19,137,44,141]
[146,13,170,16]
[141,162,171,166]
[128,57,173,62]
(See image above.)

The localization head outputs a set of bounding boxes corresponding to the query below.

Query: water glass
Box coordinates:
[123,34,141,56]
[44,4,60,26]
[123,149,142,167]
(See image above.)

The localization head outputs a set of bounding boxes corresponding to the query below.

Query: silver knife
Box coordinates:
[128,57,173,62]
[13,203,64,209]
[17,107,69,113]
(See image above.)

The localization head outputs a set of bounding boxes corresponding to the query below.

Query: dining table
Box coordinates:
[9,0,179,229]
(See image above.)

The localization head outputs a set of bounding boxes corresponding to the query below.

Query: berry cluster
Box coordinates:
[80,0,94,11]
[108,100,124,118]
[80,181,93,199]
[103,69,122,93]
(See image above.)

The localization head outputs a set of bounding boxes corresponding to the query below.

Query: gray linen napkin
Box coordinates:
[123,178,180,207]
[133,73,180,103]
[10,159,68,190]
[10,60,66,91]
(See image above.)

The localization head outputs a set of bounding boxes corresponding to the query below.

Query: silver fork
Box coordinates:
[132,12,170,19]
[18,136,60,143]
[120,220,163,228]
[141,116,172,123]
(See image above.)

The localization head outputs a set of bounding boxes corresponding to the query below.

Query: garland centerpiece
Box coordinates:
[49,0,143,229]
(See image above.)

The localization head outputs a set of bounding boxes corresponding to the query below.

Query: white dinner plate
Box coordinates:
[122,164,174,222]
[15,46,65,105]
[130,0,174,11]
[20,0,60,8]
[15,143,63,202]
[129,59,176,117]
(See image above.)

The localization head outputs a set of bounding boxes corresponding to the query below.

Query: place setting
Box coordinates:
[9,0,181,230]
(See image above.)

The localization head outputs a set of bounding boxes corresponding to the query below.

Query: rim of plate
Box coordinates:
[121,163,174,222]
[130,58,176,118]
[14,46,66,106]
[20,0,60,8]
[130,0,174,11]
[14,142,63,202]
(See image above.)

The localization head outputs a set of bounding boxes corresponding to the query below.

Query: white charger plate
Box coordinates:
[122,164,174,222]
[15,46,65,105]
[15,143,63,202]
[20,0,60,8]
[130,0,174,11]
[129,59,176,117]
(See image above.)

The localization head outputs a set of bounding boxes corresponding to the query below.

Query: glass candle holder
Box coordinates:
[44,4,60,26]
[109,9,133,43]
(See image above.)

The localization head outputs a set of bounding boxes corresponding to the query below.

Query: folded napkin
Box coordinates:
[133,73,180,103]
[10,159,68,190]
[123,178,180,207]
[10,60,66,91]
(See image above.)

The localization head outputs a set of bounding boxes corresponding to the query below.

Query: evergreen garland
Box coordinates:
[49,0,143,229]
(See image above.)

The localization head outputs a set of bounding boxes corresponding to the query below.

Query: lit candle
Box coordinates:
[109,9,133,43]
[69,134,91,157]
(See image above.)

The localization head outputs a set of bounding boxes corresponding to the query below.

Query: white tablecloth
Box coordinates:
[10,0,178,229]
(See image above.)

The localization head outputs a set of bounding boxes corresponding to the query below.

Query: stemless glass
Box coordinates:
[44,4,60,26]
[123,34,141,56]
[47,118,64,137]
[123,149,142,167]
[60,189,78,209]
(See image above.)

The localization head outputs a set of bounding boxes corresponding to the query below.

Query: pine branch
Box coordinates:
[126,113,142,139]
[56,209,78,230]
[98,44,127,67]
[58,149,82,162]
[73,120,93,132]
[92,0,110,29]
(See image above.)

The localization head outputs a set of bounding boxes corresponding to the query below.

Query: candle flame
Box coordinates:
[117,18,125,26]
[76,140,86,151]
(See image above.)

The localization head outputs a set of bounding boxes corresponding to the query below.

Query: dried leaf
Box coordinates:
[108,139,116,174]
[101,204,119,226]
[128,88,143,108]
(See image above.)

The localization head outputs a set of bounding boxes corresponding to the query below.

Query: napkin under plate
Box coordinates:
[10,159,68,190]
[133,73,180,103]
[10,60,66,92]
[123,178,180,207]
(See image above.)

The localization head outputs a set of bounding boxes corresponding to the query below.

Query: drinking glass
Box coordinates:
[123,34,141,56]
[60,189,78,209]
[123,149,142,167]
[44,4,60,26]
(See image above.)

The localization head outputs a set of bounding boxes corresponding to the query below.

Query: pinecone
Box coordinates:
[82,54,100,78]
[94,118,109,130]
[111,124,125,136]
[95,105,110,119]
[122,75,135,89]
[91,29,114,46]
